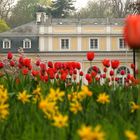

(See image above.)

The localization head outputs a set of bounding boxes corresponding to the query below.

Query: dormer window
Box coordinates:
[23,39,31,49]
[3,39,11,49]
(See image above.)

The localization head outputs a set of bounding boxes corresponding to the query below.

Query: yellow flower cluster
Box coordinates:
[17,90,31,104]
[125,130,137,140]
[53,113,68,128]
[96,92,110,104]
[0,85,9,120]
[32,85,41,103]
[130,102,140,113]
[39,88,68,128]
[68,86,92,114]
[78,125,105,140]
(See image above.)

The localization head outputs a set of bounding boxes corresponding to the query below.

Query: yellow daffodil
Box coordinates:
[78,125,94,140]
[78,125,105,140]
[97,92,110,104]
[39,98,58,119]
[81,86,92,97]
[0,103,9,120]
[125,130,138,140]
[53,114,68,128]
[48,88,65,102]
[32,86,42,103]
[92,125,105,140]
[33,85,41,96]
[0,85,4,90]
[70,101,82,114]
[17,90,31,104]
[130,102,140,113]
[0,87,8,104]
[0,85,9,121]
[68,92,78,102]
[77,86,92,101]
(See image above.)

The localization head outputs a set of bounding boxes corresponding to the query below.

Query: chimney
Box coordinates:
[36,12,48,24]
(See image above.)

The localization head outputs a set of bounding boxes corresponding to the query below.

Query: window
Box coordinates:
[116,66,130,85]
[23,39,31,49]
[61,39,70,50]
[3,39,11,49]
[119,38,125,49]
[89,38,98,49]
[87,66,101,74]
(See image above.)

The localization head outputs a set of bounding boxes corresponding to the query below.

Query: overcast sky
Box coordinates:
[75,0,90,10]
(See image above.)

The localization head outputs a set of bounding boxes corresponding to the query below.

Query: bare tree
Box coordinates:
[111,0,131,17]
[128,0,140,14]
[74,0,135,18]
[74,0,112,18]
[0,0,14,20]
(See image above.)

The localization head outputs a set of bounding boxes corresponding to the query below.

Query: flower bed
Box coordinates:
[0,52,140,140]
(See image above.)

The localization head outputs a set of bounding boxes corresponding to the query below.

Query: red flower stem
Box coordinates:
[90,61,92,68]
[113,69,116,90]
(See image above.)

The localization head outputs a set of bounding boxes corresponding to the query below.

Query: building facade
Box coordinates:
[0,12,134,84]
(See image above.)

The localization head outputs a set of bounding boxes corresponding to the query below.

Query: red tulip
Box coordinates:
[23,58,31,68]
[91,71,97,77]
[120,70,125,75]
[87,52,94,61]
[76,62,81,70]
[44,75,48,82]
[127,74,133,80]
[102,58,110,67]
[36,60,40,66]
[48,61,53,68]
[131,63,135,69]
[73,69,77,74]
[54,62,62,69]
[22,68,29,75]
[18,56,23,64]
[0,61,4,68]
[10,60,15,67]
[69,69,73,76]
[32,70,39,76]
[40,63,46,71]
[79,71,84,76]
[92,66,99,73]
[7,52,13,60]
[85,74,91,81]
[111,60,120,69]
[15,78,20,84]
[95,76,100,81]
[61,73,67,81]
[103,67,107,73]
[110,70,114,76]
[115,77,119,82]
[102,74,106,78]
[56,74,59,79]
[124,15,140,49]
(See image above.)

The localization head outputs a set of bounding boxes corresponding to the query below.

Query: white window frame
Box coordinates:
[60,38,70,51]
[3,39,11,49]
[118,38,125,50]
[89,38,99,50]
[116,66,131,85]
[23,38,31,49]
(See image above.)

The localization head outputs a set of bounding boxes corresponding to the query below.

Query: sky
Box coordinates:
[74,0,90,10]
